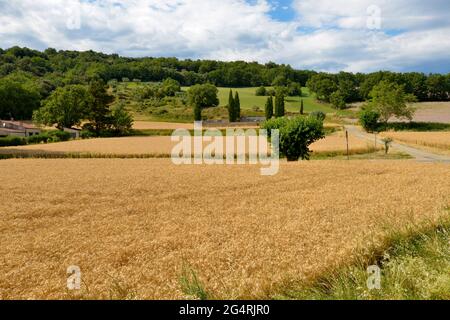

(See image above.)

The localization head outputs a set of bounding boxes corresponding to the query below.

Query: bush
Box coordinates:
[48,130,71,142]
[262,116,325,161]
[310,111,326,122]
[81,130,96,139]
[0,136,27,147]
[255,86,267,96]
[261,117,288,137]
[360,108,381,133]
[27,133,50,144]
[287,82,302,97]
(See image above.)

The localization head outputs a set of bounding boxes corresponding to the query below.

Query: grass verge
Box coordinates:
[277,214,450,300]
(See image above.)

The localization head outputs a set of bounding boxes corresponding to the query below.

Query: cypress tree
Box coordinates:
[194,104,202,121]
[265,96,274,120]
[228,89,235,122]
[300,99,304,115]
[234,92,241,122]
[275,92,285,118]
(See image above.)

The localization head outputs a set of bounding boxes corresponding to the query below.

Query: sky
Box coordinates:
[1,0,450,73]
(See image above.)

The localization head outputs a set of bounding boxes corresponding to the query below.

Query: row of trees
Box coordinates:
[227,90,241,122]
[33,79,133,136]
[307,71,450,109]
[256,82,302,97]
[0,46,314,88]
[264,93,286,120]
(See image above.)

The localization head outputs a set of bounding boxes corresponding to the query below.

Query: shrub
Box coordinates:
[27,133,50,144]
[310,111,326,122]
[81,130,96,139]
[48,130,71,142]
[255,86,267,96]
[261,117,288,137]
[287,82,302,97]
[262,116,325,161]
[360,108,381,133]
[0,136,27,147]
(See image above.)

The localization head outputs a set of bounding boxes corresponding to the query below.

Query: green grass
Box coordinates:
[215,87,335,114]
[311,150,413,160]
[278,218,450,300]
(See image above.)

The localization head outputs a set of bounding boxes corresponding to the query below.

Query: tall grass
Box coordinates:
[278,215,450,300]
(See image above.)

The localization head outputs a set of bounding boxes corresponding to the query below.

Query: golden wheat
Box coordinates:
[310,131,380,154]
[4,131,374,157]
[381,132,450,154]
[0,159,448,300]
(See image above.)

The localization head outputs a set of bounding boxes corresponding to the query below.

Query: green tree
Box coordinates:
[330,90,347,109]
[110,102,134,135]
[262,116,325,161]
[228,89,235,122]
[187,84,219,109]
[265,96,274,120]
[300,99,304,115]
[161,78,181,97]
[274,92,285,118]
[33,85,89,129]
[256,86,267,96]
[307,74,338,102]
[287,82,302,97]
[0,79,40,120]
[368,81,417,123]
[271,75,287,87]
[359,108,381,133]
[234,92,241,121]
[87,78,114,134]
[193,104,202,121]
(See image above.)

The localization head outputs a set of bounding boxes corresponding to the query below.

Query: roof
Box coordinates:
[0,120,40,130]
[0,128,25,134]
[64,127,82,132]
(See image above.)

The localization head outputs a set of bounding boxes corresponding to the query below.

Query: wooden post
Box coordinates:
[346,130,350,160]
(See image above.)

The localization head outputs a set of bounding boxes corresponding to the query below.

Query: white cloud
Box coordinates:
[0,0,449,73]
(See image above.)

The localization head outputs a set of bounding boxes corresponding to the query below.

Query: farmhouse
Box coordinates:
[0,120,41,137]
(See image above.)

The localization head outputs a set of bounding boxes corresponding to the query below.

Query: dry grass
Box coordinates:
[381,131,450,154]
[0,159,449,300]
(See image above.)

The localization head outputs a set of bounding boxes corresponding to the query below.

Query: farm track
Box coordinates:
[345,125,450,163]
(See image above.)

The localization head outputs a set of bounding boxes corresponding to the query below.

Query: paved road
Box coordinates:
[345,125,450,163]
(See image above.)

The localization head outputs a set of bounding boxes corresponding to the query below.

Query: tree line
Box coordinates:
[1,46,450,122]
[307,71,450,109]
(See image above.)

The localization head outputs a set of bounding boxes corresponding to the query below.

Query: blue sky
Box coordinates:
[1,0,450,73]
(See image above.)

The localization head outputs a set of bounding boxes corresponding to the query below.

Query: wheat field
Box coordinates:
[381,132,450,153]
[3,131,373,157]
[310,131,380,154]
[0,159,449,300]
